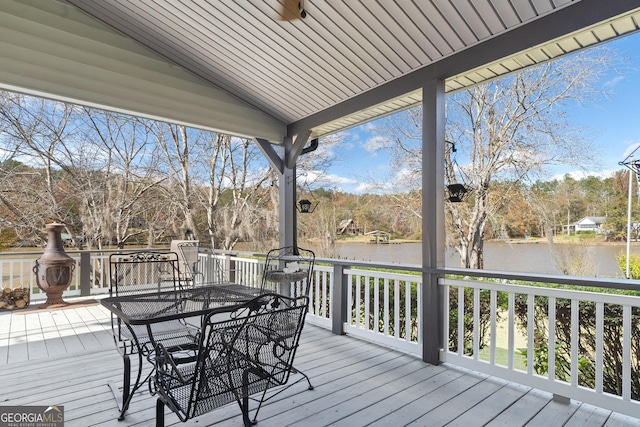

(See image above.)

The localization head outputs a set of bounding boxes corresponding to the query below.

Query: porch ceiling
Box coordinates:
[2,0,640,144]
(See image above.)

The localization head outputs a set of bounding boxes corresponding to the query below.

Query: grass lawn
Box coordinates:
[479,345,527,371]
[477,312,528,371]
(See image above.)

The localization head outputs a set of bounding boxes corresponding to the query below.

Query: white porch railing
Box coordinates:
[1,249,639,418]
[442,276,640,417]
[343,268,421,356]
[0,250,112,301]
[225,254,336,329]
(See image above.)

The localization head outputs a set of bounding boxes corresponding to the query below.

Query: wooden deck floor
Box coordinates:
[1,300,639,426]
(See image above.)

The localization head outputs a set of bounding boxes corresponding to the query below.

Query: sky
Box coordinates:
[316,31,640,195]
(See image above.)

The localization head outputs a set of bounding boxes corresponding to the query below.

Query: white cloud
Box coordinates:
[347,168,420,194]
[353,180,405,194]
[361,122,378,133]
[383,169,420,193]
[340,140,355,150]
[363,135,388,154]
[622,140,640,160]
[551,169,617,181]
[604,75,625,88]
[353,182,385,194]
[302,169,357,189]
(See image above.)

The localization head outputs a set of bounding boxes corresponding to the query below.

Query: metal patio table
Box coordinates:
[101,283,261,324]
[100,283,261,419]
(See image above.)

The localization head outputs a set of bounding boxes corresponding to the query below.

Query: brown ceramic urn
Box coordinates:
[33,223,75,307]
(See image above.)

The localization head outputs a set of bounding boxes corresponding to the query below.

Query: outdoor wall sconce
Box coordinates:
[446,183,470,203]
[297,199,318,213]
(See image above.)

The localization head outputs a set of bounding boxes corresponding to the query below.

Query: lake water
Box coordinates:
[334,241,638,278]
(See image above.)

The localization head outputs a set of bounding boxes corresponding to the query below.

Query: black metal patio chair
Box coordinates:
[108,251,200,420]
[260,246,315,297]
[258,246,315,396]
[171,240,204,287]
[152,293,309,427]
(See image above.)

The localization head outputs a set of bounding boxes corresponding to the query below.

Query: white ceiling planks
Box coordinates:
[0,0,632,141]
[66,0,576,125]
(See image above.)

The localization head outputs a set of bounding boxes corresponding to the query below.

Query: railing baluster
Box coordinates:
[508,292,514,369]
[571,299,578,387]
[548,296,556,381]
[507,292,516,369]
[527,293,534,375]
[490,289,497,365]
[355,273,362,328]
[383,277,390,335]
[364,275,370,331]
[373,276,379,333]
[596,301,604,394]
[405,279,411,342]
[458,286,464,356]
[416,277,422,345]
[322,270,328,317]
[623,304,631,401]
[443,282,450,353]
[473,287,480,360]
[312,270,318,316]
[347,273,353,326]
[394,279,400,339]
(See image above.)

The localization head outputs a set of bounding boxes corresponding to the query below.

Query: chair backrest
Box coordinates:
[203,251,228,284]
[260,246,315,297]
[109,251,180,297]
[170,240,200,281]
[154,293,309,422]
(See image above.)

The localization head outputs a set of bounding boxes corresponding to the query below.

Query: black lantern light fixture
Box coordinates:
[297,198,318,214]
[446,183,470,203]
[296,184,319,214]
[445,140,472,203]
[296,139,320,213]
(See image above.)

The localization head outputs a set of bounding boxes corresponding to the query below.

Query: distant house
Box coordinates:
[338,219,360,235]
[574,216,607,233]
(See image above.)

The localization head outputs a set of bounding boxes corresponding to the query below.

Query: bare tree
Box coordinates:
[0,91,279,252]
[151,123,210,241]
[198,134,272,250]
[203,133,226,249]
[373,48,617,268]
[219,137,270,250]
[80,109,168,248]
[0,92,82,243]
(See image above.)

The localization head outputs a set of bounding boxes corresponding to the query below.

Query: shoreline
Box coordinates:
[491,238,633,246]
[336,237,634,246]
